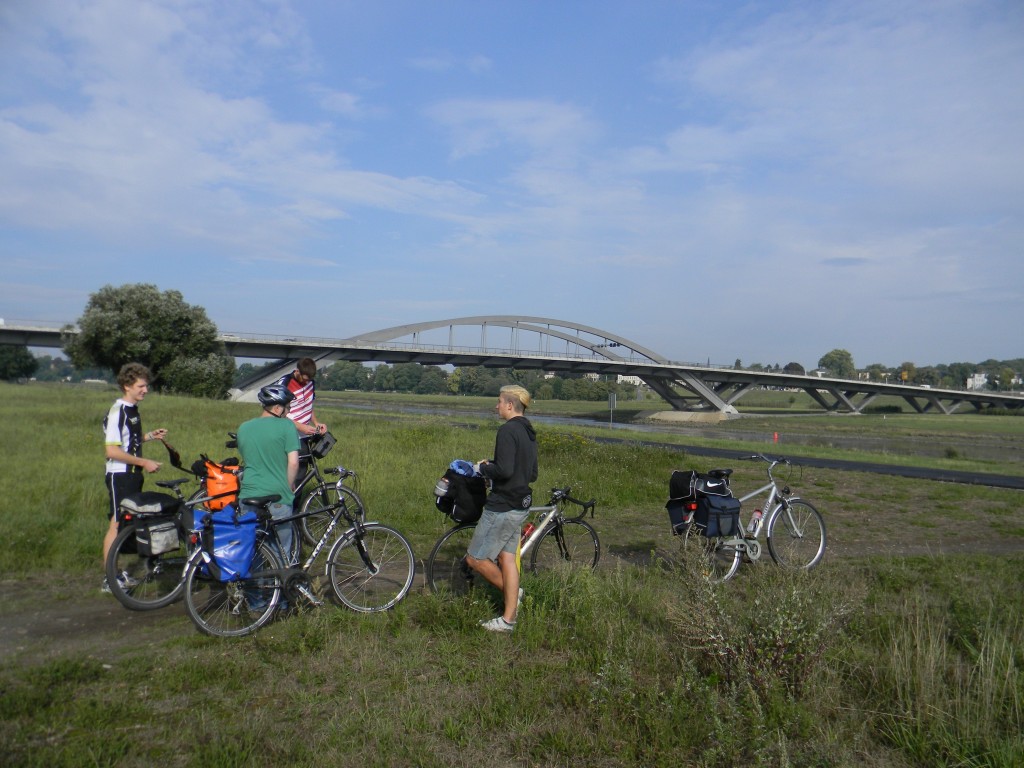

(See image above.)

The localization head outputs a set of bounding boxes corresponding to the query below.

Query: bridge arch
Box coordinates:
[345,316,670,364]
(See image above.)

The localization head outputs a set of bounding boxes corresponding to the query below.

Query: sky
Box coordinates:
[1,0,1022,371]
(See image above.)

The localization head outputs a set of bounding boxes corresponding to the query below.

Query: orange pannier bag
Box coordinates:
[205,460,240,511]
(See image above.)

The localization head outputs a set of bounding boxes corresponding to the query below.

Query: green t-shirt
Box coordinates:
[237,415,301,505]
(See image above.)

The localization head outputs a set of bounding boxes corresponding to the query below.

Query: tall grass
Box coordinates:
[1,382,1022,766]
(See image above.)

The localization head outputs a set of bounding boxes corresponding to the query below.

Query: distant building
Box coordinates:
[616,375,643,386]
[967,373,988,391]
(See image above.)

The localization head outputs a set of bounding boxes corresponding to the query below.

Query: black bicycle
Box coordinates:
[182,467,416,637]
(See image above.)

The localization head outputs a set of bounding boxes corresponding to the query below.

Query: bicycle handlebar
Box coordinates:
[549,487,597,519]
[741,453,792,466]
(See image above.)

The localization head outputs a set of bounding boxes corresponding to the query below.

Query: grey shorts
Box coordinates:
[467,507,530,561]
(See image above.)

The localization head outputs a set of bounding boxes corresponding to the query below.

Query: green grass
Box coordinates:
[1,382,1023,766]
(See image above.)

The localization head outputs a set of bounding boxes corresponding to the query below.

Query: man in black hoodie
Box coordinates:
[466,385,538,632]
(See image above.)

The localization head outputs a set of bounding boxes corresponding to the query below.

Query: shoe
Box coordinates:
[102,572,138,593]
[481,616,515,633]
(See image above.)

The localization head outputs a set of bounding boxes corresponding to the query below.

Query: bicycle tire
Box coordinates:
[681,526,742,582]
[766,498,826,570]
[183,539,283,637]
[325,523,415,612]
[105,521,189,611]
[529,519,601,575]
[425,523,480,596]
[299,484,367,546]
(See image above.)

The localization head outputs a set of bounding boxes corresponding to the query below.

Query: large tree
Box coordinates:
[0,345,39,381]
[817,349,856,378]
[64,283,235,398]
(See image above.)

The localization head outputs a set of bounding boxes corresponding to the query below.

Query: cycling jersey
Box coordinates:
[104,398,143,474]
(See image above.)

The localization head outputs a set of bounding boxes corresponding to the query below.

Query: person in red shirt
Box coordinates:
[275,357,326,437]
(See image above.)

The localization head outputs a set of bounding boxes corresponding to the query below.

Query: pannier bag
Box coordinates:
[119,491,181,555]
[434,463,487,524]
[665,469,737,536]
[310,431,337,459]
[136,519,179,557]
[200,504,259,581]
[693,494,742,538]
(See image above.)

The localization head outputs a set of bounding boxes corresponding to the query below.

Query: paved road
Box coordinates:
[593,437,1024,490]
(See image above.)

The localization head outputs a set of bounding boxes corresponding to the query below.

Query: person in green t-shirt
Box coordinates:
[237,383,301,566]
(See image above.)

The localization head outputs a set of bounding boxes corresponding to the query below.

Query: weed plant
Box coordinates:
[1,383,1022,766]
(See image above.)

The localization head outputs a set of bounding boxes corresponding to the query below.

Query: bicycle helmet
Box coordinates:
[258,383,295,407]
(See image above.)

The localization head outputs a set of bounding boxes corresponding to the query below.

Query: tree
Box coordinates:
[817,349,856,378]
[64,283,235,398]
[783,361,806,375]
[0,345,39,381]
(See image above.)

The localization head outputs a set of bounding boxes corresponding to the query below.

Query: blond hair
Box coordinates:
[499,384,531,413]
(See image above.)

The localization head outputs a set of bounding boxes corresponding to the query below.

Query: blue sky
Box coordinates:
[1,0,1021,370]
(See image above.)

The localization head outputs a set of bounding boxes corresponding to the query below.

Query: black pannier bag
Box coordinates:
[693,494,742,538]
[665,469,737,536]
[434,468,487,524]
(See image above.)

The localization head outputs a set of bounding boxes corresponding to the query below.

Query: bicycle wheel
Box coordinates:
[766,498,826,570]
[299,484,367,546]
[425,523,480,596]
[325,523,415,612]
[529,519,600,575]
[183,539,283,637]
[681,527,741,582]
[105,522,188,611]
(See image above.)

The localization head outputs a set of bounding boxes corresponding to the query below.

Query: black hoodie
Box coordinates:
[479,415,538,512]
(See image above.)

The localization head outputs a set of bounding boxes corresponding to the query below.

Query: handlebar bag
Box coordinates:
[693,494,742,538]
[200,504,259,581]
[310,431,337,459]
[434,468,487,524]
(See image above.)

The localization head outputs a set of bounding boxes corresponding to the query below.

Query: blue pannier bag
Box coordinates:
[200,504,259,581]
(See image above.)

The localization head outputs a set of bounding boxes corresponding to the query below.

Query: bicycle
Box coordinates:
[104,445,242,611]
[426,487,599,595]
[227,429,367,548]
[674,453,827,582]
[181,466,416,637]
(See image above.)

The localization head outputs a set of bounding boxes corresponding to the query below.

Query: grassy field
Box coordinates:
[1,382,1022,766]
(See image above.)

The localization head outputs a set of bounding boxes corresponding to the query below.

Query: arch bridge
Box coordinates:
[2,316,1022,415]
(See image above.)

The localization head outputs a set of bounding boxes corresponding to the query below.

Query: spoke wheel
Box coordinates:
[681,526,741,582]
[326,524,415,612]
[766,499,826,570]
[529,519,600,576]
[106,521,189,611]
[183,540,283,637]
[425,524,480,596]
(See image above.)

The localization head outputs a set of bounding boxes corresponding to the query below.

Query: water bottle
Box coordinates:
[746,508,762,534]
[434,477,450,497]
[521,522,536,543]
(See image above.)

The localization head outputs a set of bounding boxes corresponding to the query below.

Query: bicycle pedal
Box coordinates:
[295,584,324,606]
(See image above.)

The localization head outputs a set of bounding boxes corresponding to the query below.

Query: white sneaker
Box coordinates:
[116,571,139,589]
[481,616,515,633]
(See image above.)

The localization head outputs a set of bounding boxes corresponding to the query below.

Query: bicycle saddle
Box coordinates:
[707,469,733,480]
